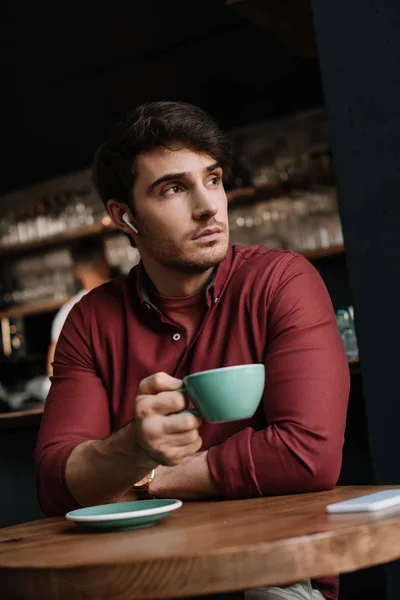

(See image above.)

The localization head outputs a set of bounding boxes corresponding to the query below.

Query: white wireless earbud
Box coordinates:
[122,212,139,234]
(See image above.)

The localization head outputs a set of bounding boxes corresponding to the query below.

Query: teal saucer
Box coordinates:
[65,499,182,531]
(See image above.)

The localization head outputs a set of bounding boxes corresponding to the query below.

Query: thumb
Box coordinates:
[138,372,183,395]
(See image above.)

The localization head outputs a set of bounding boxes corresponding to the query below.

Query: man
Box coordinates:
[35,102,349,600]
[47,237,112,376]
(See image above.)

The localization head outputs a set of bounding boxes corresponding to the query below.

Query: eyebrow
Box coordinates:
[147,162,221,193]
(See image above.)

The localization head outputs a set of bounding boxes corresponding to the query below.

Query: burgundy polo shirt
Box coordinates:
[35,245,350,600]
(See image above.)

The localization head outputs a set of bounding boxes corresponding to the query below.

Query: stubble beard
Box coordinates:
[138,223,229,274]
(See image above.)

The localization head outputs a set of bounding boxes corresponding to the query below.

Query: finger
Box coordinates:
[193,435,203,451]
[163,412,203,434]
[138,416,201,452]
[159,436,203,467]
[167,429,202,447]
[138,372,183,396]
[181,436,203,458]
[135,391,186,419]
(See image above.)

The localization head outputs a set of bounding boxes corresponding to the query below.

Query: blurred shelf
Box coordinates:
[301,244,344,260]
[0,220,118,257]
[0,297,71,320]
[226,181,336,204]
[226,183,290,205]
[226,185,259,203]
[0,404,44,430]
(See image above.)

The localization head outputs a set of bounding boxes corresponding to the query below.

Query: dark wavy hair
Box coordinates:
[92,101,233,211]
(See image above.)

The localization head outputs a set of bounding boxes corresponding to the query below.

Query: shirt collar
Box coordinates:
[134,245,234,308]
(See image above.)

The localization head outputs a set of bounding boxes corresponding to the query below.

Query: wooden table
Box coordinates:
[1,486,400,600]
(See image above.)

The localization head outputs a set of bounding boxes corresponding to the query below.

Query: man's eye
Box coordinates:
[207,175,221,186]
[163,185,182,196]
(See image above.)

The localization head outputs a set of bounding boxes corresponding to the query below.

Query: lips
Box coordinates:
[193,227,223,240]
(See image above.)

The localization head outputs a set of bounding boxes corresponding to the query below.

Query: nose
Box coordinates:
[191,184,218,221]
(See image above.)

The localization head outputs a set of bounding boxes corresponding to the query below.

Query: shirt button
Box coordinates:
[173,333,181,341]
[214,297,219,304]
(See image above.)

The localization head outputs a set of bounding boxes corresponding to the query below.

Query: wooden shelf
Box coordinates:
[0,405,44,430]
[0,297,71,320]
[0,220,118,257]
[226,185,259,203]
[301,244,344,260]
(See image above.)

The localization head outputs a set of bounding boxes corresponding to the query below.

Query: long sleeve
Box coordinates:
[35,302,111,516]
[207,256,350,498]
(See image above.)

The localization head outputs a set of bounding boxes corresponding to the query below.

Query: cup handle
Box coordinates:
[175,387,201,417]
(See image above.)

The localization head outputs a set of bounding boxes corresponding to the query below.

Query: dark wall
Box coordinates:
[1,0,323,195]
[312,1,400,599]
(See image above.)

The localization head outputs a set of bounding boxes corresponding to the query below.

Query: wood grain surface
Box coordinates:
[1,486,399,599]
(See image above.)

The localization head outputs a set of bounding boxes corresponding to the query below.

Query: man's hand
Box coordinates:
[65,371,203,508]
[134,372,203,467]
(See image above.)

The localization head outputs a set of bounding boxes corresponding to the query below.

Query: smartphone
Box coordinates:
[326,489,400,513]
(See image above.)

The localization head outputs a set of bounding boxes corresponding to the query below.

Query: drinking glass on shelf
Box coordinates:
[35,201,50,239]
[261,198,292,249]
[336,308,359,360]
[60,195,88,231]
[319,214,343,248]
[0,212,14,247]
[104,235,140,272]
[283,187,342,253]
[229,198,293,250]
[7,211,20,246]
[251,164,281,188]
[307,187,338,215]
[228,206,255,246]
[0,186,108,249]
[284,198,307,252]
[305,214,344,251]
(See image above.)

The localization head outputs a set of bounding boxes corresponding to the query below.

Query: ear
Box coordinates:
[106,200,139,236]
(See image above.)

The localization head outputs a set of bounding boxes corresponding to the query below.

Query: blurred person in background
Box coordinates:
[47,237,112,376]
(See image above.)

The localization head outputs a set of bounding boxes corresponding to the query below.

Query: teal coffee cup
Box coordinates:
[177,364,265,423]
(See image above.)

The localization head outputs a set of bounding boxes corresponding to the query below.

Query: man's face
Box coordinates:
[131,147,229,273]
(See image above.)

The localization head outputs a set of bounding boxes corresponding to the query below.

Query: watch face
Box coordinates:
[134,474,151,488]
[133,469,155,489]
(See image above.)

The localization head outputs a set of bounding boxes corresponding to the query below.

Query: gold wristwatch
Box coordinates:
[132,469,156,499]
